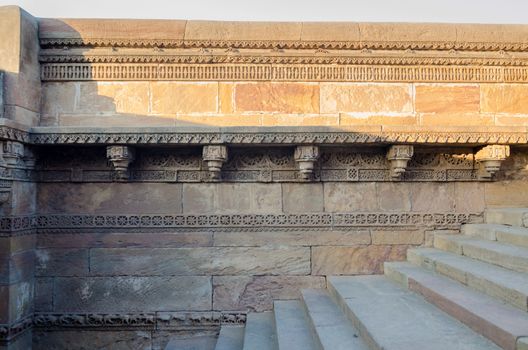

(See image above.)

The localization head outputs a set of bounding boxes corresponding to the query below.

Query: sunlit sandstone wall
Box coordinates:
[40,82,528,128]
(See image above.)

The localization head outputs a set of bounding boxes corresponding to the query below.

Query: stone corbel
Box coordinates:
[386,145,414,180]
[106,145,135,181]
[1,141,24,166]
[475,145,510,180]
[294,145,320,180]
[202,145,228,180]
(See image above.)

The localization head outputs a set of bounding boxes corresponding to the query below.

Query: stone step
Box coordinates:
[215,326,245,350]
[328,275,501,350]
[301,289,369,350]
[462,224,528,248]
[243,312,277,350]
[385,261,528,350]
[408,248,528,311]
[434,234,528,273]
[273,300,316,350]
[486,208,528,227]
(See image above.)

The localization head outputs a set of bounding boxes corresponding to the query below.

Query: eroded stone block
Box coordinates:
[53,276,211,312]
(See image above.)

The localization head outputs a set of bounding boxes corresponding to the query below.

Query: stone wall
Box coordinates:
[1,7,528,349]
[40,81,528,128]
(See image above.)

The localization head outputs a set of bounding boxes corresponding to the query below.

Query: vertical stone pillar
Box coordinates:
[0,6,40,348]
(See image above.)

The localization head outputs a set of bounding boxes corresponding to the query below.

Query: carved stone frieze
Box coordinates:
[475,145,511,180]
[294,145,319,180]
[202,145,228,180]
[1,141,24,166]
[106,145,135,181]
[386,145,414,180]
[40,63,528,83]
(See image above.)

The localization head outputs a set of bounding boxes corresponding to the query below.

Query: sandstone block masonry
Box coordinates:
[2,6,528,349]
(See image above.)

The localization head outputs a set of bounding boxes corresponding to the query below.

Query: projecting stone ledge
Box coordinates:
[0,125,523,146]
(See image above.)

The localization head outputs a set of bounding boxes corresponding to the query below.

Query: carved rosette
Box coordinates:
[106,145,135,181]
[202,145,228,180]
[475,145,510,180]
[294,145,320,180]
[386,145,414,180]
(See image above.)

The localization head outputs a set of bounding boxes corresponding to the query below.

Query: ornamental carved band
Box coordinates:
[294,145,320,180]
[106,145,135,181]
[386,145,414,179]
[202,145,228,180]
[475,145,510,180]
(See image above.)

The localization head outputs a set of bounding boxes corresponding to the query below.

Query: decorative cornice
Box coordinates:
[2,124,526,146]
[40,63,528,83]
[38,38,528,52]
[29,130,528,146]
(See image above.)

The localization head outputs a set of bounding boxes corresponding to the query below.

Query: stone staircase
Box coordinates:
[212,208,528,350]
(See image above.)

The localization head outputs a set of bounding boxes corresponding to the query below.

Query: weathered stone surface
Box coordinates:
[260,114,339,126]
[32,330,152,350]
[41,82,76,120]
[183,183,282,213]
[39,18,187,40]
[216,183,282,213]
[38,183,183,214]
[175,114,262,126]
[0,330,32,350]
[35,249,88,276]
[340,115,417,126]
[301,22,360,41]
[410,183,455,212]
[371,230,424,245]
[76,82,149,115]
[34,278,53,312]
[0,280,33,323]
[312,245,408,275]
[0,249,35,284]
[235,83,319,113]
[37,232,213,249]
[282,183,323,213]
[90,247,310,276]
[219,82,234,114]
[481,84,528,114]
[9,181,36,216]
[153,330,217,350]
[359,22,457,43]
[320,83,412,113]
[182,183,215,213]
[376,183,412,211]
[53,276,211,312]
[213,230,371,247]
[454,183,485,212]
[323,183,377,212]
[185,20,302,41]
[213,276,326,312]
[485,181,528,207]
[151,82,218,114]
[420,113,495,126]
[415,85,480,113]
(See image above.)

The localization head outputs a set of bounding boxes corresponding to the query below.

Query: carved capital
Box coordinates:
[386,145,414,179]
[475,145,510,180]
[202,145,228,180]
[294,145,320,180]
[106,146,135,181]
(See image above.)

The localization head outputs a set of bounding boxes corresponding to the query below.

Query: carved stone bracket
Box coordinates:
[203,145,228,180]
[294,145,320,180]
[1,141,24,166]
[386,145,414,180]
[106,145,135,181]
[475,145,510,180]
